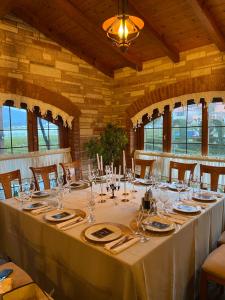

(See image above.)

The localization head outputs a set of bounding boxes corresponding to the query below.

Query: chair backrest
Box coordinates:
[0,170,22,199]
[169,161,197,184]
[30,165,58,190]
[134,159,155,178]
[60,161,82,182]
[200,164,225,192]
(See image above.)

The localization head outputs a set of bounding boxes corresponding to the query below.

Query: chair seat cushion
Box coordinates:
[0,262,32,292]
[218,231,225,246]
[202,244,225,280]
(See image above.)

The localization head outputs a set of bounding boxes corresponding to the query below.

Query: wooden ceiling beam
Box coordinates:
[64,0,142,71]
[12,9,114,77]
[127,0,179,63]
[189,0,225,51]
[0,0,14,17]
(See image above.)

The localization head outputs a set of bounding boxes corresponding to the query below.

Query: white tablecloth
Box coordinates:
[0,185,224,300]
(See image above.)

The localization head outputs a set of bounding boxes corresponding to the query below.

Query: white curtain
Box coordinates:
[0,148,72,179]
[135,150,225,189]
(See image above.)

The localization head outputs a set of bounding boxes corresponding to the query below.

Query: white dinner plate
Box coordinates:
[45,209,75,222]
[23,202,47,211]
[173,204,201,214]
[84,223,122,243]
[192,192,217,202]
[168,183,187,192]
[142,216,175,233]
[32,191,50,198]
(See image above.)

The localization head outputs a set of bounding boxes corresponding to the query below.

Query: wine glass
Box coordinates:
[86,191,96,223]
[175,180,184,202]
[136,208,150,243]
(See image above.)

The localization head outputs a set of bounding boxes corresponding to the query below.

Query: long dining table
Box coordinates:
[0,183,225,300]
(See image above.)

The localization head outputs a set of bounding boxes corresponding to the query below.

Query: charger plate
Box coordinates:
[173,204,201,214]
[142,215,175,233]
[83,223,122,243]
[70,181,86,189]
[45,209,86,222]
[32,191,50,198]
[192,192,217,202]
[23,202,47,211]
[168,184,187,192]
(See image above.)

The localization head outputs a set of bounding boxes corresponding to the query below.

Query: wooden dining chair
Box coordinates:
[60,161,82,182]
[30,164,58,190]
[0,170,22,199]
[200,244,225,300]
[134,159,155,178]
[169,161,197,184]
[200,164,225,192]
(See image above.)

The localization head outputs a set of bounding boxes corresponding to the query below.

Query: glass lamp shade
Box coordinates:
[102,14,144,51]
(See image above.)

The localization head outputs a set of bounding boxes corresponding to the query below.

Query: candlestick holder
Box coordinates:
[121,180,129,202]
[98,170,106,203]
[107,183,120,199]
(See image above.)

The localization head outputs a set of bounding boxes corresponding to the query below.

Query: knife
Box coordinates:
[59,217,83,229]
[110,235,133,250]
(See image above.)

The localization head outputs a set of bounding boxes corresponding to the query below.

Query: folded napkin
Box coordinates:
[30,206,51,215]
[56,216,86,230]
[104,235,139,254]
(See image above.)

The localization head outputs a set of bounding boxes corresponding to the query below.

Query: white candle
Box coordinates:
[100,156,103,171]
[132,158,134,174]
[88,164,91,174]
[96,153,100,170]
[114,167,116,182]
[118,165,121,183]
[123,150,126,174]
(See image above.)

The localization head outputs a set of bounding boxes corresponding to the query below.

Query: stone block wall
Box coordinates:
[0,15,113,161]
[113,44,225,127]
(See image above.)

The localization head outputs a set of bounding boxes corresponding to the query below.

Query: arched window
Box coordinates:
[142,100,225,157]
[0,106,28,154]
[0,104,68,154]
[144,116,163,151]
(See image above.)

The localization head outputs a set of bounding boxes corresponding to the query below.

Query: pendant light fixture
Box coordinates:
[102,0,144,52]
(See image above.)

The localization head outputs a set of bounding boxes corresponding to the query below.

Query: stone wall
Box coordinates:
[0,15,113,158]
[113,44,225,127]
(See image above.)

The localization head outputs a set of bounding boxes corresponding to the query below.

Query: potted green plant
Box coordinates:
[84,123,128,165]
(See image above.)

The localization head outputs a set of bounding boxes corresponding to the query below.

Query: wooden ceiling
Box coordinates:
[1,0,225,77]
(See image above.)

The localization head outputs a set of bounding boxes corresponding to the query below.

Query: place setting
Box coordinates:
[81,222,139,254]
[44,208,86,231]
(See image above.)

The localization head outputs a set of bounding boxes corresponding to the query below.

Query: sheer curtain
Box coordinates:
[0,148,72,180]
[135,150,225,189]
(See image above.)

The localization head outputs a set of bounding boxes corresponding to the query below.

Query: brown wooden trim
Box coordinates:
[163,106,171,152]
[27,110,38,152]
[202,100,208,156]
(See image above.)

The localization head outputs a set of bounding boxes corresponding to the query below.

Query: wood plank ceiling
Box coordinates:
[0,0,225,77]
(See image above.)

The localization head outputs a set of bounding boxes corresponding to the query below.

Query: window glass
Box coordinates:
[144,116,163,152]
[37,117,59,150]
[0,106,28,154]
[171,104,202,155]
[208,102,225,156]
